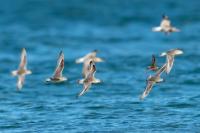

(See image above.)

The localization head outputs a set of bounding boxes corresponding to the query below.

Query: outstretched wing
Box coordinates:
[152,26,162,32]
[76,50,97,64]
[155,63,167,77]
[17,75,25,90]
[53,51,64,78]
[170,27,180,32]
[166,55,174,74]
[152,55,156,66]
[78,62,96,97]
[19,48,27,69]
[82,59,92,78]
[140,81,154,100]
[78,80,92,97]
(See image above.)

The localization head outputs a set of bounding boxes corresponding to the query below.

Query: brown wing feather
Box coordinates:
[140,81,154,100]
[155,63,166,77]
[78,62,96,97]
[53,51,64,78]
[78,81,92,97]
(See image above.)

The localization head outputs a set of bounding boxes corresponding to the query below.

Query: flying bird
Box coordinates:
[147,55,159,71]
[46,51,67,83]
[152,15,180,34]
[11,48,32,90]
[78,59,101,84]
[160,49,183,74]
[75,50,104,64]
[140,63,167,100]
[78,61,97,97]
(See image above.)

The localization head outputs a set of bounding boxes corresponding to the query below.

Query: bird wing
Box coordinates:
[78,62,96,97]
[53,51,64,78]
[76,50,97,64]
[152,55,156,66]
[170,27,180,32]
[82,59,92,78]
[17,75,25,90]
[140,81,154,100]
[19,48,27,70]
[155,63,167,77]
[166,55,174,74]
[152,26,162,32]
[93,57,104,62]
[88,50,97,58]
[78,80,92,97]
[76,57,85,64]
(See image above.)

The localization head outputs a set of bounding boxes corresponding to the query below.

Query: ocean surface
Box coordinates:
[0,0,200,132]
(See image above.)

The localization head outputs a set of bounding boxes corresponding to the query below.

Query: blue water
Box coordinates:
[0,0,200,132]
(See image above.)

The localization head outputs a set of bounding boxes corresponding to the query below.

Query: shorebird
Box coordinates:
[46,51,67,83]
[160,49,183,74]
[140,63,167,100]
[78,60,97,97]
[152,15,180,34]
[11,48,32,90]
[75,50,103,64]
[147,55,159,71]
[78,59,101,84]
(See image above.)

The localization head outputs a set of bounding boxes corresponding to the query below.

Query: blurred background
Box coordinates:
[0,0,200,132]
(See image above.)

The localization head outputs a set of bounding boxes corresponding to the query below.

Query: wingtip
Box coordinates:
[77,79,84,84]
[11,70,18,76]
[59,50,63,55]
[139,95,145,101]
[21,48,26,54]
[22,48,26,51]
[162,14,168,19]
[45,78,51,83]
[152,27,162,32]
[75,58,84,64]
[17,83,23,90]
[77,93,83,98]
[59,51,64,58]
[160,52,166,57]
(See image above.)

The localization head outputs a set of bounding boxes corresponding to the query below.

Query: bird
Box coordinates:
[78,59,101,84]
[11,48,32,90]
[160,49,183,74]
[75,50,104,64]
[46,51,67,83]
[77,60,97,97]
[140,63,167,100]
[147,55,159,71]
[152,15,180,34]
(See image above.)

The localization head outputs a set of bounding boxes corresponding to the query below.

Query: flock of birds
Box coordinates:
[11,15,184,100]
